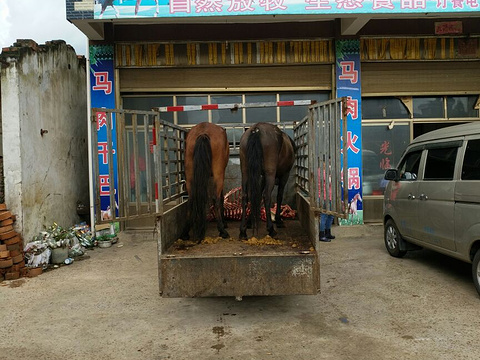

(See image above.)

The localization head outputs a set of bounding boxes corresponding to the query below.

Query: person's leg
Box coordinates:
[325,215,335,239]
[319,214,330,242]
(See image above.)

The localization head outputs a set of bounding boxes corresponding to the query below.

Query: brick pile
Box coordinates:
[0,204,32,282]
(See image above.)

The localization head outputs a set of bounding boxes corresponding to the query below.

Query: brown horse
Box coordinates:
[239,122,296,239]
[180,122,230,243]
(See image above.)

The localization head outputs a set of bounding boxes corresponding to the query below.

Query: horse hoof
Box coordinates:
[220,231,230,239]
[268,229,278,238]
[180,234,190,240]
[239,231,248,240]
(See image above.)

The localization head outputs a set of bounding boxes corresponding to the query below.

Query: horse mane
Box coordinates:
[191,134,212,240]
[246,127,263,233]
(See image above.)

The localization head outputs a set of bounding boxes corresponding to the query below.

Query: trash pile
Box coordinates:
[23,222,96,274]
[1,203,120,283]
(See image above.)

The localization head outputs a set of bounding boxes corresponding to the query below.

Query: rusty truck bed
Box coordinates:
[159,217,320,298]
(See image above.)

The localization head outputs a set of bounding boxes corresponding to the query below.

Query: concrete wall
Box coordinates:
[0,40,88,243]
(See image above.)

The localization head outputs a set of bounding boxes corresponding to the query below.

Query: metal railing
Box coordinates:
[92,98,348,224]
[294,98,349,218]
[92,108,187,224]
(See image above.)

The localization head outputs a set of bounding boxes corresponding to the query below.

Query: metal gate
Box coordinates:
[294,97,349,219]
[91,97,347,226]
[91,108,188,224]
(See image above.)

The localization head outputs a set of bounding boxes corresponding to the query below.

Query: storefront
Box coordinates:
[67,1,480,224]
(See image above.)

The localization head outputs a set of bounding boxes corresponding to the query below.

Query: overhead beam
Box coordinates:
[71,20,105,41]
[341,17,371,35]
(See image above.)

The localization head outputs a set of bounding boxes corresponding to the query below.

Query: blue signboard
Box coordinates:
[90,0,480,19]
[336,40,363,225]
[90,44,118,220]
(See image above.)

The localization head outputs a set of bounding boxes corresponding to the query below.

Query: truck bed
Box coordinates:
[165,219,314,257]
[159,216,320,298]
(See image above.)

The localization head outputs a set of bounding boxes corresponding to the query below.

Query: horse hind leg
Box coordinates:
[214,194,229,238]
[274,176,289,228]
[239,179,249,240]
[263,174,277,238]
[220,190,228,229]
[179,199,193,240]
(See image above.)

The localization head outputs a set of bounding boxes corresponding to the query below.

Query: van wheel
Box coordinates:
[385,219,407,258]
[472,250,480,296]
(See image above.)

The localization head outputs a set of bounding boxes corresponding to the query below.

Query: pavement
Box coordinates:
[1,223,479,360]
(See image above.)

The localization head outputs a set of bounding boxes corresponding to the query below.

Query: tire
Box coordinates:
[472,250,480,296]
[384,219,407,258]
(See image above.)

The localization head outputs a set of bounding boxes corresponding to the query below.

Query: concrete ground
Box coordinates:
[1,223,479,360]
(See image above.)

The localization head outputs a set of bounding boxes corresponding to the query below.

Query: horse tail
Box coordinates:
[192,134,212,240]
[246,128,263,233]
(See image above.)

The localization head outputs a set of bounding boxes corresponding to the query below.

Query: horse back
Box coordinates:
[186,122,229,174]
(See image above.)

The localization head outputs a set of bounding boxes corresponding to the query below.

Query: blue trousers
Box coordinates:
[320,213,334,231]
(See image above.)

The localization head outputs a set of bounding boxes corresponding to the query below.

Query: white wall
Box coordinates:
[1,40,88,243]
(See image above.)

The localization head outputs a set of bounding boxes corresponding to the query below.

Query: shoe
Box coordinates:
[326,229,335,240]
[319,231,331,242]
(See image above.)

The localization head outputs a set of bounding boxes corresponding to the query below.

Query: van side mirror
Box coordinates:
[384,169,399,181]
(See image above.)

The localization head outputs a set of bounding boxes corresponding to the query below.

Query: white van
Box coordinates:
[383,122,480,296]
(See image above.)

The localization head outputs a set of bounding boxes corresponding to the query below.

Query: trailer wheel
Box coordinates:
[472,249,480,296]
[385,219,407,258]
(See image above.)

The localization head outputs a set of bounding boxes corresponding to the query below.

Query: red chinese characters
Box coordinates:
[92,72,112,95]
[346,96,359,120]
[346,131,360,154]
[379,140,392,170]
[99,175,111,196]
[195,0,222,12]
[305,0,332,9]
[336,0,364,10]
[400,0,426,9]
[170,0,191,12]
[227,0,255,12]
[372,0,394,9]
[338,61,359,84]
[348,167,361,190]
[98,142,116,165]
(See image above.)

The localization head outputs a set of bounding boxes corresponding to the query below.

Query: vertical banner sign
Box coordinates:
[89,44,118,220]
[336,40,363,225]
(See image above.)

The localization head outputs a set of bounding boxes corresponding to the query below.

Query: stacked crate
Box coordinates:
[0,204,27,281]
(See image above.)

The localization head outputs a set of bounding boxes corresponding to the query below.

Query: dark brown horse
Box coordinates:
[180,122,230,243]
[239,122,296,239]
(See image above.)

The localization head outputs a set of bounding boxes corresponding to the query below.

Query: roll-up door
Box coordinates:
[119,65,332,92]
[362,62,480,96]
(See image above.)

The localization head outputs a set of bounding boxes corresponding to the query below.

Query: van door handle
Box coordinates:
[408,194,416,200]
[419,194,428,201]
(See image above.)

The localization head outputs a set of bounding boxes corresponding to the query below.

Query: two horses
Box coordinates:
[180,122,295,243]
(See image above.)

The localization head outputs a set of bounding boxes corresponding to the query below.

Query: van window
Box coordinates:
[398,150,422,180]
[462,139,480,180]
[424,147,458,180]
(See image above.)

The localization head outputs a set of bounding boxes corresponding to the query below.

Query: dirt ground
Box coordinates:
[1,223,479,360]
